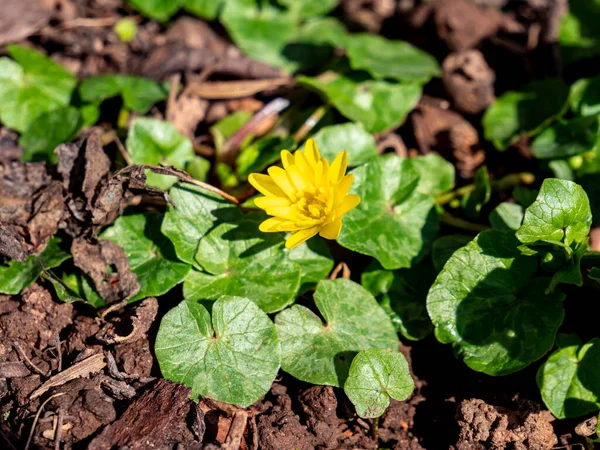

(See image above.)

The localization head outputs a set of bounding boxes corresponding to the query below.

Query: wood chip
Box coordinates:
[187,78,291,100]
[30,353,105,400]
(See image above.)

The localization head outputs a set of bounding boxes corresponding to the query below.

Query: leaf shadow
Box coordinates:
[334,350,359,387]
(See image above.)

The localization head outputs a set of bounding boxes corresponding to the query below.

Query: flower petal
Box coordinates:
[329,150,348,183]
[285,226,320,249]
[259,217,297,232]
[304,138,321,166]
[319,218,342,239]
[281,150,295,169]
[293,150,313,179]
[254,196,290,210]
[286,164,308,192]
[335,194,360,216]
[268,166,296,197]
[249,173,288,198]
[333,174,354,207]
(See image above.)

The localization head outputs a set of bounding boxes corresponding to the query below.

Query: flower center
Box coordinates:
[292,186,329,220]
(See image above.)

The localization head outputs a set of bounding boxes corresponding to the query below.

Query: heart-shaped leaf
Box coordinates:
[427,230,565,375]
[162,184,242,265]
[537,334,600,419]
[299,73,422,133]
[101,213,190,302]
[184,218,301,313]
[406,153,455,196]
[344,348,414,418]
[337,154,439,270]
[275,278,399,386]
[530,116,599,159]
[489,203,524,231]
[0,45,76,132]
[155,296,280,407]
[432,234,473,272]
[286,238,333,294]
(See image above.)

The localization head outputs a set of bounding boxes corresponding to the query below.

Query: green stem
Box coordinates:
[441,212,489,233]
[436,172,535,206]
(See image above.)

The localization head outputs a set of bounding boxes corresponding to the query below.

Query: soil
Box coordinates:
[1,0,598,449]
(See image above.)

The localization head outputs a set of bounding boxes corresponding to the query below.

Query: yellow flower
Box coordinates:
[249,139,360,249]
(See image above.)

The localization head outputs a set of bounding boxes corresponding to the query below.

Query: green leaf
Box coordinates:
[299,73,422,133]
[210,111,252,153]
[432,234,473,272]
[537,334,600,419]
[237,136,295,181]
[483,79,570,150]
[101,214,191,302]
[275,279,399,386]
[427,230,565,375]
[43,272,83,303]
[548,159,575,181]
[516,179,592,249]
[184,218,301,313]
[344,348,414,418]
[277,0,338,18]
[0,46,77,132]
[406,153,455,196]
[361,260,433,340]
[184,0,224,19]
[0,238,70,295]
[513,186,538,208]
[185,156,211,182]
[530,116,599,159]
[286,238,333,294]
[155,296,280,407]
[221,0,299,73]
[337,155,438,270]
[19,106,82,163]
[559,0,600,64]
[162,184,242,265]
[126,0,184,20]
[126,118,195,190]
[461,166,491,219]
[78,75,168,114]
[345,34,440,84]
[310,122,378,167]
[570,77,600,117]
[489,202,524,231]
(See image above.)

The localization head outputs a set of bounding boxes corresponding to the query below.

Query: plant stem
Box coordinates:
[372,417,379,441]
[436,172,535,206]
[440,212,489,233]
[293,105,329,143]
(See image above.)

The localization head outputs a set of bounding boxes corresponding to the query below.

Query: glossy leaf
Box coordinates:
[537,335,600,419]
[461,166,491,219]
[78,74,168,113]
[126,118,195,190]
[0,45,76,132]
[310,122,378,167]
[406,153,455,196]
[483,79,570,150]
[101,214,190,302]
[155,296,280,407]
[344,348,414,418]
[345,33,440,83]
[184,218,301,313]
[275,279,399,386]
[432,234,473,272]
[337,155,438,270]
[0,238,70,295]
[530,116,599,159]
[489,203,524,231]
[162,184,242,266]
[299,73,422,133]
[427,230,565,375]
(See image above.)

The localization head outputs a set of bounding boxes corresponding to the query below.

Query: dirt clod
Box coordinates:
[455,398,557,450]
